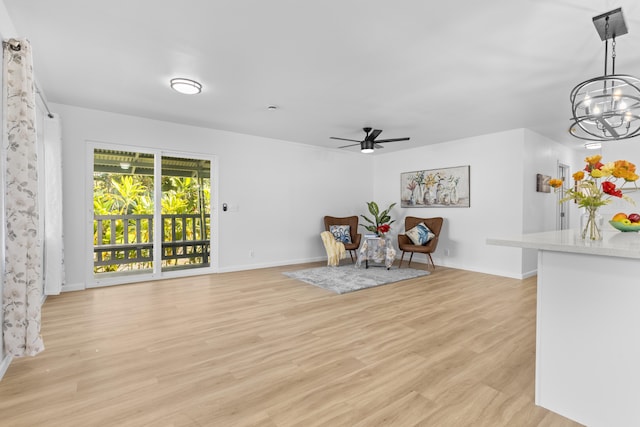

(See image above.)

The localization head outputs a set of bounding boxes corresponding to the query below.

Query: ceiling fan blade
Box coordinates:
[330,137,362,143]
[367,129,382,141]
[374,143,384,149]
[375,137,410,143]
[337,142,361,149]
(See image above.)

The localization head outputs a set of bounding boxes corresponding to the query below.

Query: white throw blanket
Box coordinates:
[321,231,346,266]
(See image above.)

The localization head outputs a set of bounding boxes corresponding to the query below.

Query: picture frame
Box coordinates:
[401,165,470,208]
[536,174,551,193]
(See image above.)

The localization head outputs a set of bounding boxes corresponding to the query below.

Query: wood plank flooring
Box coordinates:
[0,263,582,426]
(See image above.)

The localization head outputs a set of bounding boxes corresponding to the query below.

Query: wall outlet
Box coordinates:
[249,249,255,258]
[444,248,451,256]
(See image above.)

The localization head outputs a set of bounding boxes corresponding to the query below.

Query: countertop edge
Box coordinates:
[486,231,640,259]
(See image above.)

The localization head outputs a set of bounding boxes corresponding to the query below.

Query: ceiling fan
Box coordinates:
[330,127,410,153]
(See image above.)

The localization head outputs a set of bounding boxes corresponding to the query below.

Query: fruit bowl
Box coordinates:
[609,221,640,232]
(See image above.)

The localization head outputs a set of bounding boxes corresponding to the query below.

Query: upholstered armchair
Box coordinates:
[397,216,443,269]
[323,216,362,263]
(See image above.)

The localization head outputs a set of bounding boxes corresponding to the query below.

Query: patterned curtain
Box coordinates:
[2,38,44,357]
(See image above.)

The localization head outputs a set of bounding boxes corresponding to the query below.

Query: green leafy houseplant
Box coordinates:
[361,201,396,236]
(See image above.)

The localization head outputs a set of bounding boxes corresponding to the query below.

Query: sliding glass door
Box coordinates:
[93,148,155,278]
[91,146,213,285]
[160,155,211,272]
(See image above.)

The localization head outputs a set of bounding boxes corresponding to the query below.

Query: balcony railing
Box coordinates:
[94,213,210,271]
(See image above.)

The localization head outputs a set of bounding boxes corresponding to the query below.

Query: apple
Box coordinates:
[628,213,640,223]
[622,219,633,225]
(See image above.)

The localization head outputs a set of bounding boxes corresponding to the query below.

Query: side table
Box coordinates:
[356,236,396,269]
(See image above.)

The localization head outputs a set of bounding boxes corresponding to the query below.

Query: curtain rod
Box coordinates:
[35,83,54,119]
[3,40,54,118]
[2,39,21,51]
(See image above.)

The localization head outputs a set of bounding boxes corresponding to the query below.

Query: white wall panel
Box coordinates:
[373,128,574,278]
[51,103,373,288]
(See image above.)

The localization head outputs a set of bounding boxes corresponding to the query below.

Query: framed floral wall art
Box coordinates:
[401,165,470,208]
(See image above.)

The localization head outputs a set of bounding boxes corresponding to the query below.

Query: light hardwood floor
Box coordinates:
[0,262,582,427]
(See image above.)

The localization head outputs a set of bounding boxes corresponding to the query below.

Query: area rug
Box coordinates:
[283,265,430,294]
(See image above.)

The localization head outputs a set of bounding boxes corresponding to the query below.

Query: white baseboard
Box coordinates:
[62,282,86,292]
[434,259,537,280]
[218,256,326,273]
[61,258,537,289]
[0,353,13,381]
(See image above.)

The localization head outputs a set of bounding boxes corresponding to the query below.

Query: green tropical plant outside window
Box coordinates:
[93,173,210,273]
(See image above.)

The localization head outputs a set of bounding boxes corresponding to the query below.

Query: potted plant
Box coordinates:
[361,201,396,237]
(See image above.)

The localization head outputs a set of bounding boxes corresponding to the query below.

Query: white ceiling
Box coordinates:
[4,0,640,153]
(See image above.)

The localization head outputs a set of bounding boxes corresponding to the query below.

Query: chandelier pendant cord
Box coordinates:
[604,18,609,77]
[611,37,616,75]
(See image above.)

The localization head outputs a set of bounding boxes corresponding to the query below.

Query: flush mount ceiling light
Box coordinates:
[170,78,202,95]
[569,8,640,142]
[584,142,602,150]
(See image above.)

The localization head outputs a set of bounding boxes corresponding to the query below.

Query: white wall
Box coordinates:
[55,102,581,284]
[522,129,576,274]
[51,103,373,290]
[372,128,575,278]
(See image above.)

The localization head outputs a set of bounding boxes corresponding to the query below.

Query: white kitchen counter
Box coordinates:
[487,228,640,259]
[488,229,640,427]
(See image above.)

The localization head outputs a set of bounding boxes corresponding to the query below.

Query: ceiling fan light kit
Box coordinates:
[361,140,375,154]
[569,7,640,144]
[330,127,410,153]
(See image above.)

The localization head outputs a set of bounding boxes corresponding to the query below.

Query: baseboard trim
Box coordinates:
[433,259,536,280]
[218,256,326,273]
[0,353,13,381]
[60,258,537,288]
[62,282,86,292]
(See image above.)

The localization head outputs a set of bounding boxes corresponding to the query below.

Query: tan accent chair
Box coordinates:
[323,216,362,263]
[397,216,444,269]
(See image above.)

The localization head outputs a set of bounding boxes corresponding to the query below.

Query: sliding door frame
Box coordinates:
[85,141,218,288]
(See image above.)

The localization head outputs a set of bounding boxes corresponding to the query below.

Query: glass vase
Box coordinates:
[580,207,603,241]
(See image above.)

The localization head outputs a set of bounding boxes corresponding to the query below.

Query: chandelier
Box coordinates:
[569,8,640,142]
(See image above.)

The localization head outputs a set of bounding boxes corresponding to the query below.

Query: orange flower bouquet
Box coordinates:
[550,155,638,240]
